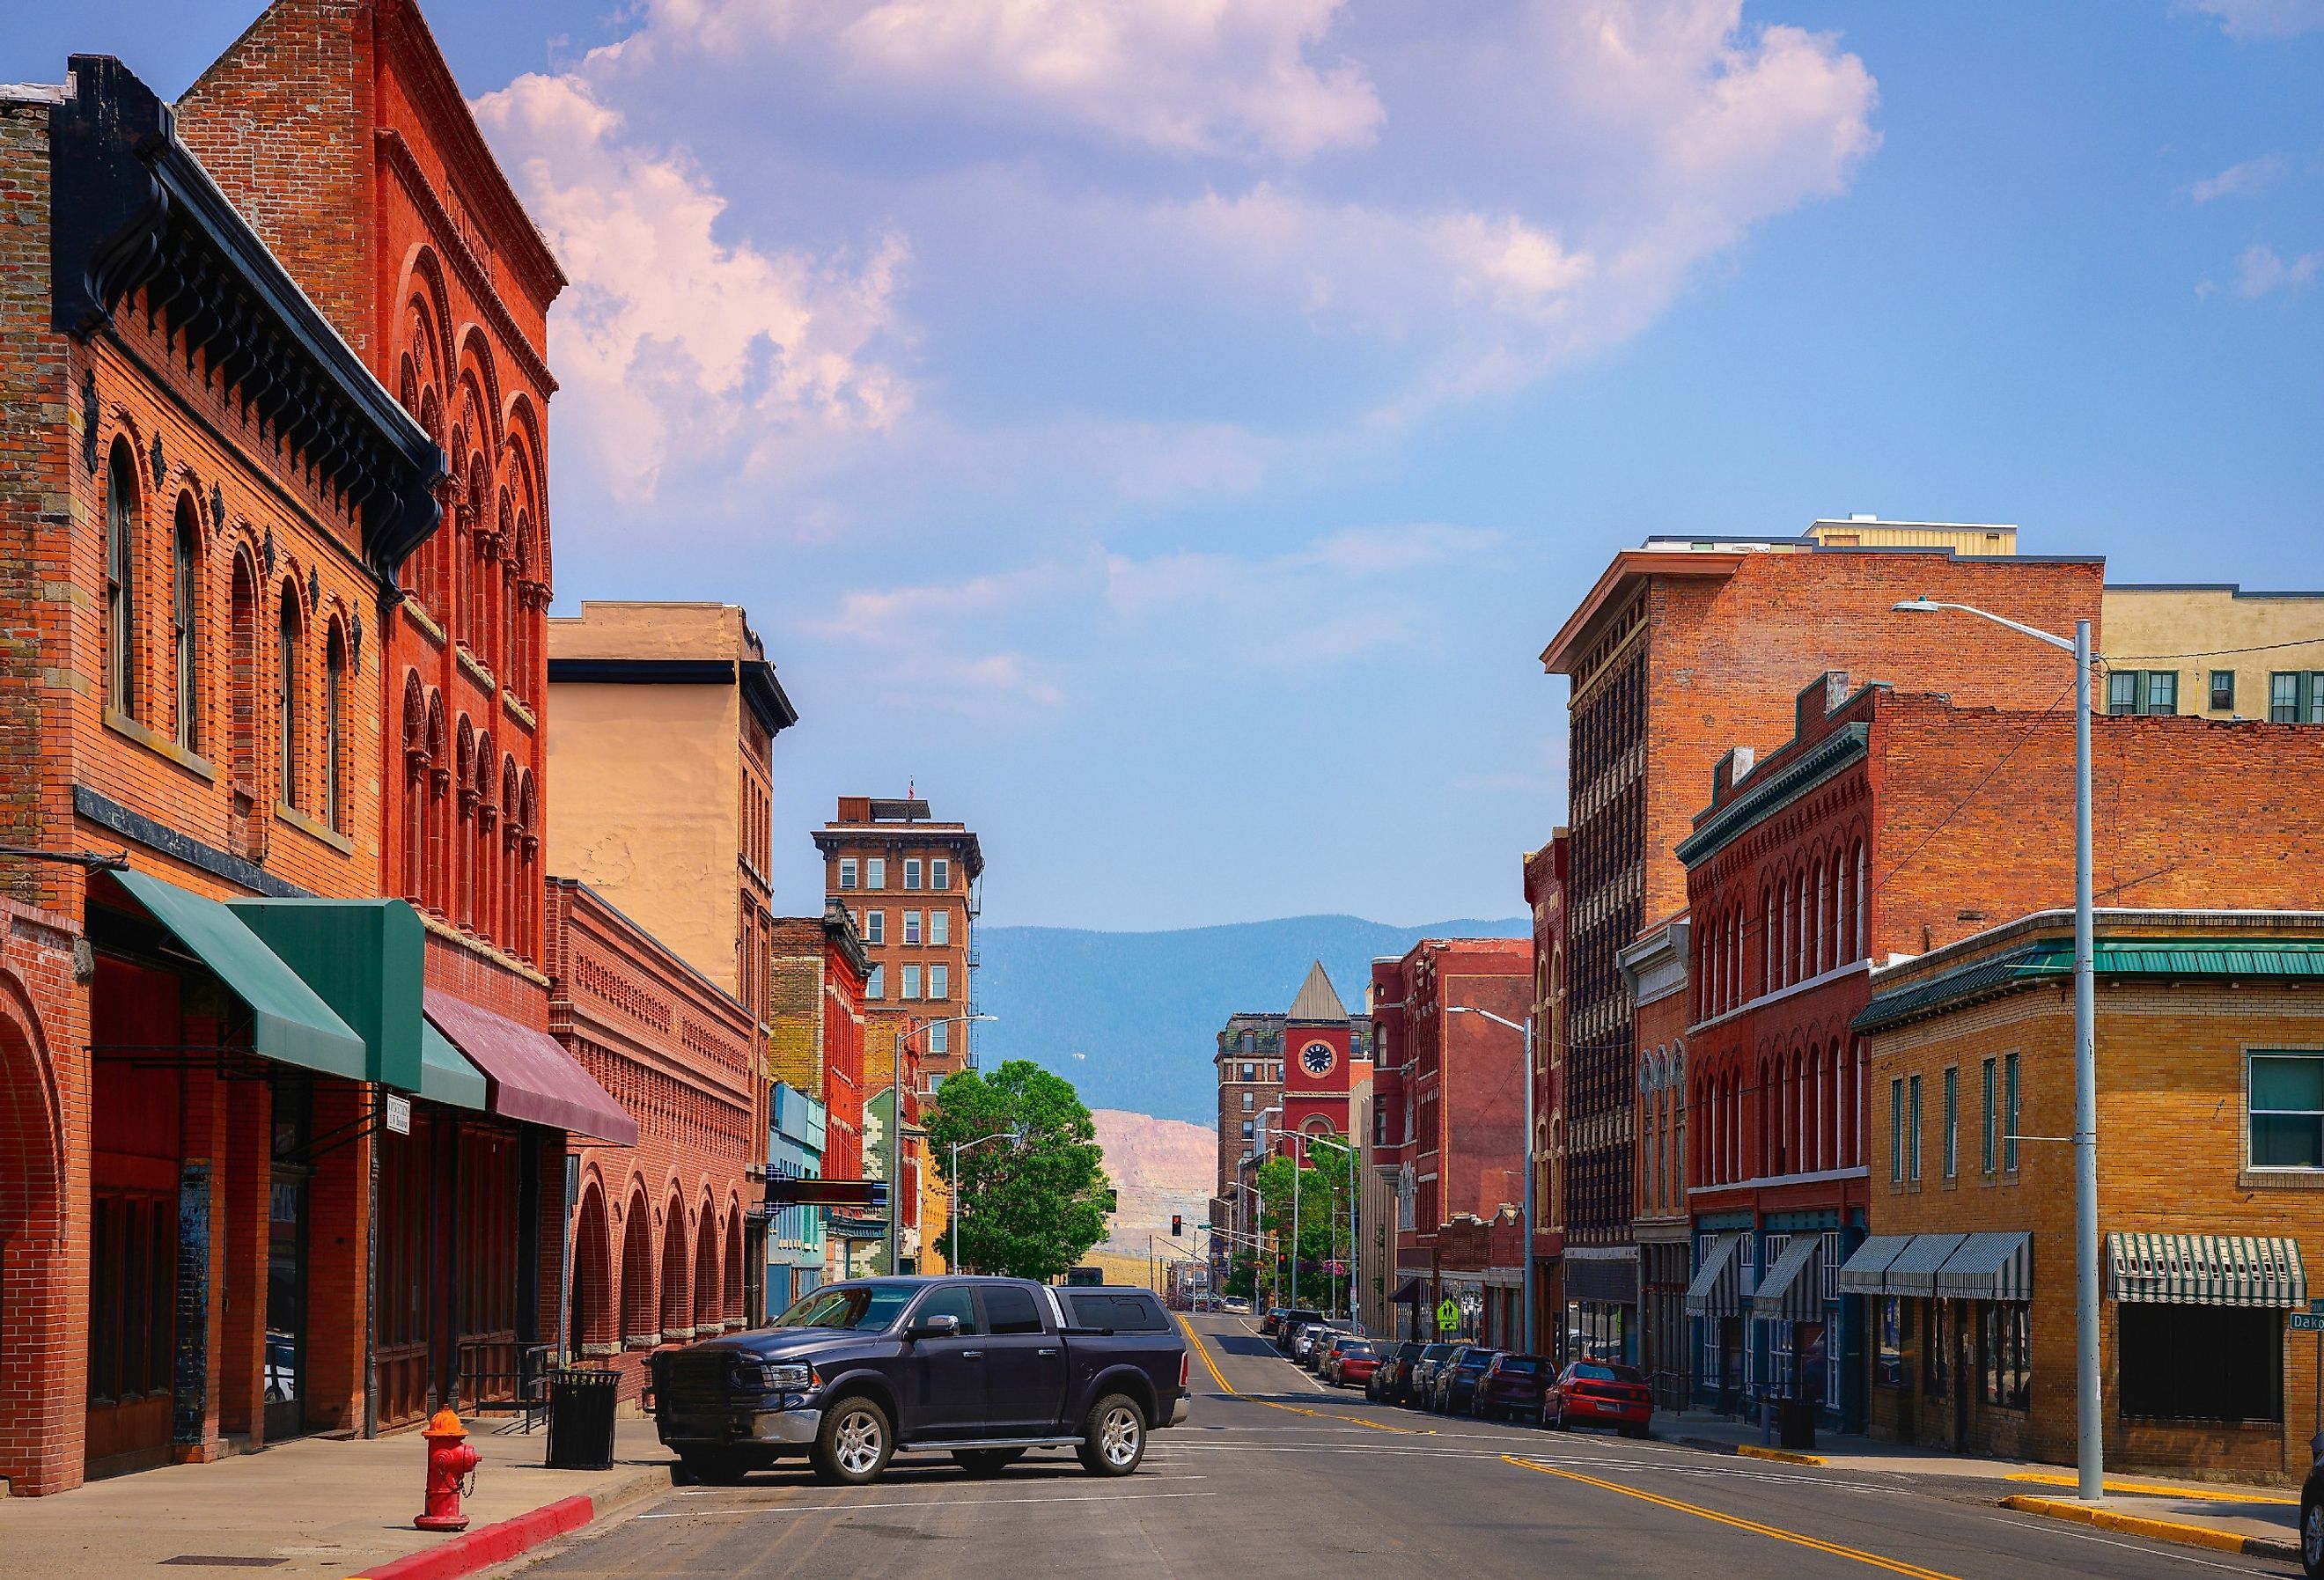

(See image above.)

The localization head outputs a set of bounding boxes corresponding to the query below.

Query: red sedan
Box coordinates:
[1324,1339,1380,1388]
[1543,1361,1652,1437]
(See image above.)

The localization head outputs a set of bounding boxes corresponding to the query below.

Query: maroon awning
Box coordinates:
[423,989,637,1146]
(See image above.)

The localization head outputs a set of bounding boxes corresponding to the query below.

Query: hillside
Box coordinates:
[1090,1108,1215,1257]
[974,913,1527,1123]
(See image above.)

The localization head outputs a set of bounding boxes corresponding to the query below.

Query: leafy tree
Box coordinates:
[1251,1133,1357,1313]
[925,1060,1114,1280]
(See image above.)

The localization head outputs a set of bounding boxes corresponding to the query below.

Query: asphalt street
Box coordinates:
[509,1314,2301,1578]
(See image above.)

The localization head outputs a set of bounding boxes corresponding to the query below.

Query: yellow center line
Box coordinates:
[1174,1316,1430,1435]
[1501,1456,1963,1580]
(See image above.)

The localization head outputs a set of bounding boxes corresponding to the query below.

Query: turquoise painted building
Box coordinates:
[768,1082,827,1310]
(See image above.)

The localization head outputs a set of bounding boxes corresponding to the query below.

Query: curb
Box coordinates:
[1735,1444,1826,1466]
[350,1468,671,1580]
[1997,1494,2301,1565]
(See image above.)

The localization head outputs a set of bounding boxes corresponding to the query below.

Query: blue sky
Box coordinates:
[13,2,2321,930]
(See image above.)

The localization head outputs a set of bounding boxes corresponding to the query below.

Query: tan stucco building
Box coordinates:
[2100,584,2324,722]
[544,601,799,1031]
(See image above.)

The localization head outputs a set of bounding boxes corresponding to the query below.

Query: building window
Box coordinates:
[2248,1051,2324,1168]
[2269,672,2324,724]
[904,858,923,890]
[865,910,885,945]
[1240,1119,1254,1138]
[1983,1303,2031,1409]
[1921,1297,1947,1399]
[2107,670,2178,716]
[903,911,922,946]
[901,964,921,999]
[324,623,346,830]
[1890,1079,1903,1185]
[866,857,886,889]
[929,965,948,1000]
[867,965,884,1000]
[2210,670,2235,712]
[1242,1091,1254,1112]
[1240,1062,1254,1081]
[1981,1057,1997,1175]
[839,858,858,890]
[105,439,139,718]
[276,586,302,809]
[927,1020,947,1056]
[172,497,200,748]
[930,909,948,946]
[932,858,950,891]
[2003,1053,2020,1171]
[1907,1074,1923,1182]
[1942,1065,1958,1179]
[2118,1305,2281,1422]
[1876,1297,1905,1387]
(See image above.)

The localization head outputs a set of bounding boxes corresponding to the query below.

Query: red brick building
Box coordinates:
[769,905,878,1277]
[548,881,754,1401]
[0,53,442,1492]
[1539,529,2107,1358]
[1620,911,1690,1401]
[1368,939,1532,1341]
[1520,833,1569,1352]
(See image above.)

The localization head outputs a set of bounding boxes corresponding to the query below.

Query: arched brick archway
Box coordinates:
[722,1207,744,1326]
[618,1187,657,1349]
[691,1202,719,1339]
[0,967,71,1495]
[569,1180,613,1358]
[658,1195,690,1342]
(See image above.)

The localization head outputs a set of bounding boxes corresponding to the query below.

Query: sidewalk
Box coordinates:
[1662,1409,2303,1562]
[0,1414,675,1579]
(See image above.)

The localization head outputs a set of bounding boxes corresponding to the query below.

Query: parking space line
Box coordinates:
[636,1489,1217,1520]
[1501,1456,1961,1579]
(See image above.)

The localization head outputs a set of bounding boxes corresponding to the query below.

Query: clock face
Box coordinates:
[1300,1040,1336,1077]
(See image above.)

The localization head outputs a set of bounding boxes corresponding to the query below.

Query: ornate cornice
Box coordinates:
[374,130,558,397]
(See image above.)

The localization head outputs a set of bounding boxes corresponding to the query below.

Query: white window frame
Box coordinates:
[838,858,858,891]
[904,858,923,890]
[866,857,886,889]
[932,858,950,891]
[930,964,948,1000]
[903,910,922,946]
[868,964,885,1000]
[930,909,949,946]
[864,909,885,945]
[928,1020,948,1056]
[902,964,922,1000]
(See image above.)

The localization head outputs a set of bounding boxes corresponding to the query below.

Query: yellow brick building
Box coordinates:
[1854,909,2324,1479]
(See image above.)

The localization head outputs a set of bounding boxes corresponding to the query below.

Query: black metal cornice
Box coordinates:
[50,55,447,584]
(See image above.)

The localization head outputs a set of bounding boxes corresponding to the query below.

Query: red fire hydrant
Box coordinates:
[416,1408,481,1532]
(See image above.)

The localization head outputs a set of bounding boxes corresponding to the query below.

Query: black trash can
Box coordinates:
[545,1367,619,1470]
[1778,1397,1818,1452]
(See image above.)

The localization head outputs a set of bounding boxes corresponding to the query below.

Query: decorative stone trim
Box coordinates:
[275,802,356,856]
[103,707,217,783]
[579,1341,620,1359]
[624,1333,660,1349]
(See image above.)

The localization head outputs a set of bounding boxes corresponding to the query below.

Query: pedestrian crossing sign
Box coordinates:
[1437,1298,1460,1333]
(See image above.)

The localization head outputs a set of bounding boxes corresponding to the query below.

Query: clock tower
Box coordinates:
[1276,960,1361,1147]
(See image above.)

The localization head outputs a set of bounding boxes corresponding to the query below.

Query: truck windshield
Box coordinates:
[773,1283,913,1332]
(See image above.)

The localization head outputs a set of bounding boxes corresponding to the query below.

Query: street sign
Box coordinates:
[384,1092,411,1135]
[1436,1298,1460,1333]
[2292,1312,2324,1333]
[2308,1297,2324,1316]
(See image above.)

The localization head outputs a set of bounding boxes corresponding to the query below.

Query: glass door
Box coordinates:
[266,1084,312,1442]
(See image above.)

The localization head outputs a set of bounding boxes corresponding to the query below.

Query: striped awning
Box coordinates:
[1685,1232,1747,1319]
[1885,1233,1968,1298]
[1838,1235,1915,1297]
[1750,1233,1825,1321]
[2107,1234,2307,1308]
[1937,1232,2032,1302]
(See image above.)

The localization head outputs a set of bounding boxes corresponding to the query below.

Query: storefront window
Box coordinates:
[1982,1303,2031,1410]
[1876,1297,1906,1387]
[1921,1298,1947,1399]
[2118,1304,2282,1422]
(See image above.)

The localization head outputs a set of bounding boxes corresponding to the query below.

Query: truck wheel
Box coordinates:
[1076,1393,1147,1476]
[680,1450,752,1486]
[953,1447,1026,1477]
[811,1396,894,1486]
[2302,1491,2324,1580]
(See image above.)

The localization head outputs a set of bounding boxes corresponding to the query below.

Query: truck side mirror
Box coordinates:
[906,1312,961,1341]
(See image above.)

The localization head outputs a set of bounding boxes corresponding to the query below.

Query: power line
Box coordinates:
[1872,676,2077,900]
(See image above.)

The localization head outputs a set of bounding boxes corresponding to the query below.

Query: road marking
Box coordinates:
[1501,1456,1962,1580]
[636,1489,1217,1520]
[1977,1510,2276,1575]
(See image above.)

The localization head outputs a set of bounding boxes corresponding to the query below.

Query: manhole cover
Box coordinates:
[158,1560,286,1569]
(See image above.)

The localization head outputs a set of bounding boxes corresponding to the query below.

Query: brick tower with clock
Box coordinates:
[1276,960,1364,1146]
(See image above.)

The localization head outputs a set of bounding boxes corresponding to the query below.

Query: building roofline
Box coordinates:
[1541,549,1749,674]
[548,876,754,1022]
[2104,583,2324,599]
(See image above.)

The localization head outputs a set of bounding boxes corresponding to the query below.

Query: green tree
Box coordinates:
[1251,1133,1357,1313]
[925,1060,1114,1280]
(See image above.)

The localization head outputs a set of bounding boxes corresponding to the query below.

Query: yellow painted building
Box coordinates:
[2100,584,2324,722]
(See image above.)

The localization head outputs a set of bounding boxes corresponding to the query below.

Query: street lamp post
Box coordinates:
[948,1125,1023,1273]
[889,1012,998,1275]
[1446,1004,1535,1357]
[1301,1132,1358,1325]
[1897,596,2100,1502]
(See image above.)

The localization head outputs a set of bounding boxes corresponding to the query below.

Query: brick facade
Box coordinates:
[769,906,876,1277]
[1210,1013,1284,1268]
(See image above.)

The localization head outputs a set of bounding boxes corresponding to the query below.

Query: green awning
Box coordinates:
[1859,937,2324,1035]
[1685,1232,1746,1319]
[1750,1233,1826,1321]
[420,1018,489,1111]
[109,870,367,1081]
[231,898,427,1093]
[2107,1233,2306,1308]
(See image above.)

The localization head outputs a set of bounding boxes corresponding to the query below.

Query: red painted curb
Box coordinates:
[353,1494,597,1580]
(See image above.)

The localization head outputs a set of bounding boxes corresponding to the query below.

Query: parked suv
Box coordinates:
[646,1278,1190,1485]
[1432,1347,1501,1415]
[1403,1342,1460,1408]
[1369,1341,1423,1403]
[1472,1353,1552,1421]
[1274,1308,1327,1355]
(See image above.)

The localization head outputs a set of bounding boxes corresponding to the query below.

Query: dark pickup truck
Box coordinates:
[646,1275,1191,1485]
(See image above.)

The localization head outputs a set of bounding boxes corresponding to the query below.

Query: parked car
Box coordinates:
[1260,1307,1287,1337]
[645,1277,1190,1485]
[1471,1353,1553,1421]
[1222,1297,1252,1315]
[1292,1321,1343,1364]
[1433,1347,1502,1415]
[1403,1342,1460,1408]
[1306,1329,1351,1372]
[2300,1455,2324,1578]
[1543,1359,1653,1437]
[1369,1341,1424,1402]
[1324,1339,1381,1388]
[1277,1310,1327,1356]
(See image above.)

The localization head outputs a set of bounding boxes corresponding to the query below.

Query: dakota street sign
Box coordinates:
[2290,1312,2324,1333]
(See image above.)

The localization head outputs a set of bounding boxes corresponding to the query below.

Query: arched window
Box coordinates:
[1763,890,1776,995]
[1812,860,1827,975]
[105,439,139,718]
[324,621,347,831]
[276,586,302,809]
[401,675,427,901]
[1854,841,1869,960]
[172,496,201,749]
[229,555,258,796]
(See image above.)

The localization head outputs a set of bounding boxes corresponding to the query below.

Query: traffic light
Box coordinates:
[1171,1214,1182,1237]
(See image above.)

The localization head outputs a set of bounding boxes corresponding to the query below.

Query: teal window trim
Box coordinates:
[2004,1053,2021,1172]
[1908,1074,1923,1181]
[1981,1057,1997,1175]
[2269,672,2324,724]
[2108,670,2179,717]
[1890,1079,1903,1184]
[1943,1066,1959,1179]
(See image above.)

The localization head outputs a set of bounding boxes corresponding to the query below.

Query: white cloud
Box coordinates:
[2189,153,2287,202]
[2236,243,2323,297]
[472,72,912,506]
[2175,0,2324,40]
[633,0,1380,160]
